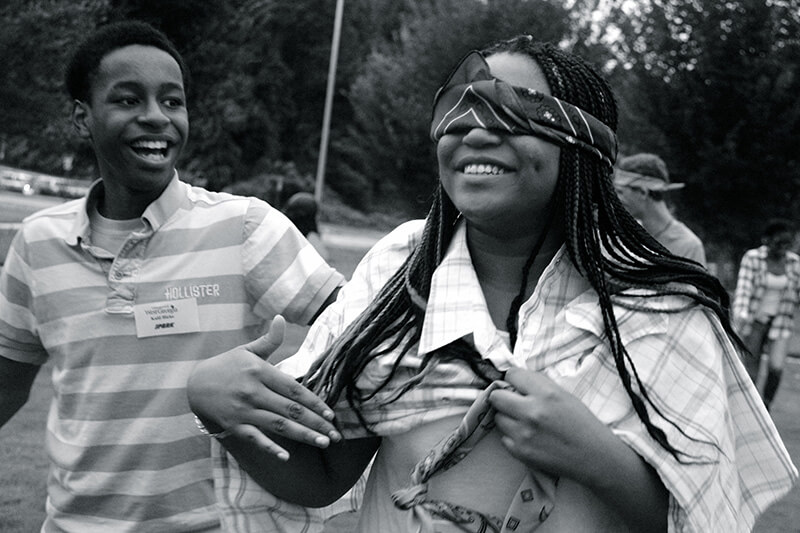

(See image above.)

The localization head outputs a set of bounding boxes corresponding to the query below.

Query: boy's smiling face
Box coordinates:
[73,44,188,217]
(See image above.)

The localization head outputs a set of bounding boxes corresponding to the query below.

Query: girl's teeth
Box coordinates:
[463,163,505,175]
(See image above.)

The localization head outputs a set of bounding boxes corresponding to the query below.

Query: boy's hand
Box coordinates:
[187,315,342,460]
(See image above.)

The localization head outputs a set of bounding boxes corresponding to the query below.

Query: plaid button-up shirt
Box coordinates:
[732,245,800,339]
[215,220,797,532]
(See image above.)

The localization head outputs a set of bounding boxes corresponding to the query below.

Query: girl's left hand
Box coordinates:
[488,367,609,483]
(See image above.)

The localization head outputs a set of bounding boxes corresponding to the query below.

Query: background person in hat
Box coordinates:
[614,153,706,266]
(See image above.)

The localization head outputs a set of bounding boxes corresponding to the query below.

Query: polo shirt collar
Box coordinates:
[141,171,185,230]
[65,179,100,246]
[66,171,184,246]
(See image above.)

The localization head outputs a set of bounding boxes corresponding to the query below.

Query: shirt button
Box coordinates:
[113,271,124,280]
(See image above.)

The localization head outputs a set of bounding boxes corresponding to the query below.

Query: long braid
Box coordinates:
[303,185,471,410]
[505,191,558,348]
[486,38,744,462]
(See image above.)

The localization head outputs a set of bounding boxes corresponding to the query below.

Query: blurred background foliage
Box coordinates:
[1,0,799,277]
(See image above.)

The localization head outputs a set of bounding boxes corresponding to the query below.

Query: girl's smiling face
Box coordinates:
[436,52,561,239]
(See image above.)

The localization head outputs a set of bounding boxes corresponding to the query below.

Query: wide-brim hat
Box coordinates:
[614,168,685,192]
[614,153,684,192]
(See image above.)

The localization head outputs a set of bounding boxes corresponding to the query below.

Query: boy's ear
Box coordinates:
[71,100,92,139]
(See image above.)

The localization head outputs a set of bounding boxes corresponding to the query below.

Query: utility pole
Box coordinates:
[314,0,345,205]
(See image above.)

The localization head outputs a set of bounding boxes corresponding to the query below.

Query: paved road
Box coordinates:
[0,190,64,222]
[0,190,390,266]
[0,189,388,249]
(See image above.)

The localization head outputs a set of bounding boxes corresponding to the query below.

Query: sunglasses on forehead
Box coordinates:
[430,51,618,168]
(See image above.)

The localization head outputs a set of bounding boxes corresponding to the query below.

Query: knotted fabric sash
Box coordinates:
[430,51,618,168]
[391,380,557,533]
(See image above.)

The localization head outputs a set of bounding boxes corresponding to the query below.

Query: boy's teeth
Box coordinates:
[131,140,169,161]
[132,140,168,149]
[463,163,505,175]
[140,152,167,161]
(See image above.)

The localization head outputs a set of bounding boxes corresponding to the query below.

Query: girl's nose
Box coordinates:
[462,127,503,147]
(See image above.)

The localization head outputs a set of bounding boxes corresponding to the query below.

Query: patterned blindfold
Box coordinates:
[430,51,618,168]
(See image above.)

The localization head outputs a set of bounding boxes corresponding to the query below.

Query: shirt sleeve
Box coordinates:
[0,228,47,365]
[732,250,758,330]
[557,291,795,532]
[609,307,796,532]
[241,198,344,326]
[773,253,800,339]
[278,219,426,379]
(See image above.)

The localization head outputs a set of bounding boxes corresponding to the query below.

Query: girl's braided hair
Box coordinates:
[304,36,741,461]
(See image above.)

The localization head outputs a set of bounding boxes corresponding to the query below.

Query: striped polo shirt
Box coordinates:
[0,175,344,532]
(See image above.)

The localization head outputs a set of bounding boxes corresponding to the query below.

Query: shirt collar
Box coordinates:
[141,171,185,230]
[418,221,487,357]
[418,221,570,370]
[66,171,184,246]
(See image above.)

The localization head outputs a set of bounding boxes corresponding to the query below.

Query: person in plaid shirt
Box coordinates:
[733,218,800,410]
[189,37,797,532]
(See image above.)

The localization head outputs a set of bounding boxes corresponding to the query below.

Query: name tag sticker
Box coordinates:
[134,298,201,338]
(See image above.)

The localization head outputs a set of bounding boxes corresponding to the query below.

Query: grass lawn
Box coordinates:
[0,366,50,532]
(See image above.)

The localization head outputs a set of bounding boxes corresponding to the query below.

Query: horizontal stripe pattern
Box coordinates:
[43,501,221,533]
[0,177,344,531]
[46,329,260,371]
[48,478,216,521]
[58,387,192,420]
[48,434,210,473]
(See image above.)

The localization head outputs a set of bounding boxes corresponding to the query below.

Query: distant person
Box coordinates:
[614,153,707,266]
[733,218,800,411]
[0,21,344,532]
[283,191,330,261]
[188,37,796,532]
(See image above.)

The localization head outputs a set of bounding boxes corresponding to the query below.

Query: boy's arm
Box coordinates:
[223,432,379,507]
[0,355,40,428]
[188,317,379,506]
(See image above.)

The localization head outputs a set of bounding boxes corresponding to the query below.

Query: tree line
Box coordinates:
[1,0,798,277]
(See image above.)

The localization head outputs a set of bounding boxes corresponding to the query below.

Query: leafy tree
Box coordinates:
[242,0,416,188]
[0,0,110,177]
[604,0,800,267]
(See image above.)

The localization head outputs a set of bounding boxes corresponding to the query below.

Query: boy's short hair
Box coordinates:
[65,20,188,102]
